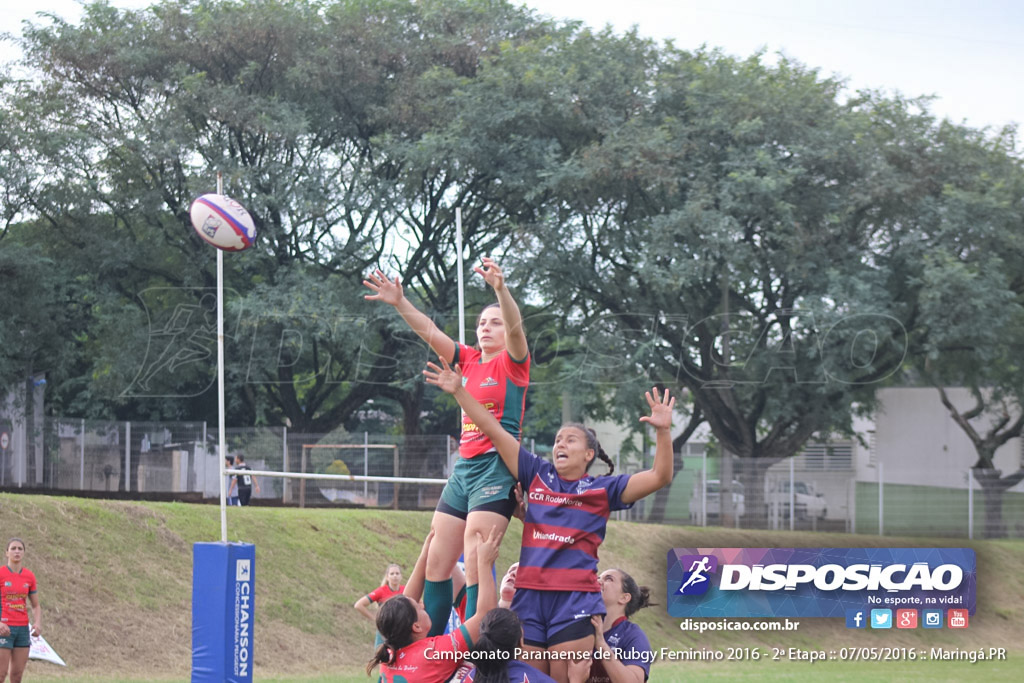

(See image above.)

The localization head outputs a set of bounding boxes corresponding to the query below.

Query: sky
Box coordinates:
[0,0,1021,131]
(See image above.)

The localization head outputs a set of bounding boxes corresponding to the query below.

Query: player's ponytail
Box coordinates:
[365,595,417,675]
[472,608,522,682]
[562,423,615,475]
[618,569,657,617]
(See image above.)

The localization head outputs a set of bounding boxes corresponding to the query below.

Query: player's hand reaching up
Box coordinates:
[567,654,592,683]
[475,525,503,568]
[639,387,675,431]
[474,257,505,292]
[362,269,404,306]
[423,356,462,395]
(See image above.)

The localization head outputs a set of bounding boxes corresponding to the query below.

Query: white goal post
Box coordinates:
[225,442,448,510]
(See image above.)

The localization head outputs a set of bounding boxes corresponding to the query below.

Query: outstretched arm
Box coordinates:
[461,526,503,644]
[423,358,521,480]
[364,270,457,362]
[403,529,435,602]
[475,258,528,362]
[622,388,676,504]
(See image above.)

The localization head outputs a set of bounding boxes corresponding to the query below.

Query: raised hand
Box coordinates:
[590,614,606,649]
[362,269,404,306]
[567,653,593,683]
[639,387,675,431]
[475,525,504,567]
[423,356,462,394]
[473,257,505,291]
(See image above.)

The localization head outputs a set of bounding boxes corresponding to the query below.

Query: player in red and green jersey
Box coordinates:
[365,258,529,636]
[367,527,503,683]
[0,537,41,683]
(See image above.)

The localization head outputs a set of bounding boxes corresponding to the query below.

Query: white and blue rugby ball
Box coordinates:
[189,193,257,252]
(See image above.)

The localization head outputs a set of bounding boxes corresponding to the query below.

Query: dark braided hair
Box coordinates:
[615,569,656,617]
[365,595,418,675]
[471,608,522,683]
[562,423,615,475]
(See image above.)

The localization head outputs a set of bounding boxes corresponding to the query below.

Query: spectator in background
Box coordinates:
[228,453,260,506]
[225,456,239,506]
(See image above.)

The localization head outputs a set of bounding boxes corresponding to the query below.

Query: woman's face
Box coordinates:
[599,569,626,608]
[500,562,519,600]
[409,596,432,634]
[552,426,594,478]
[386,566,402,586]
[476,308,506,356]
[6,541,24,565]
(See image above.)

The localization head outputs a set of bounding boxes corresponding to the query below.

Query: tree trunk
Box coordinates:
[972,466,1020,539]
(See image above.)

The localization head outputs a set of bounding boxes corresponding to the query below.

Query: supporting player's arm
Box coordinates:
[423,358,520,480]
[622,388,676,504]
[590,616,644,683]
[363,270,456,362]
[461,526,502,644]
[403,529,435,602]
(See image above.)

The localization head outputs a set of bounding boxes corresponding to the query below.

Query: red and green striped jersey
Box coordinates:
[0,566,36,627]
[453,344,529,459]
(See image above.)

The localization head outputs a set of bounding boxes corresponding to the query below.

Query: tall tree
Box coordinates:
[517,47,934,521]
[911,122,1024,537]
[3,0,561,433]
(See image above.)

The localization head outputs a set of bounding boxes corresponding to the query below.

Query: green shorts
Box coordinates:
[438,451,517,518]
[0,625,30,649]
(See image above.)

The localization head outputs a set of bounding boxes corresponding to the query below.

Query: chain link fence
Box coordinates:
[2,418,1021,538]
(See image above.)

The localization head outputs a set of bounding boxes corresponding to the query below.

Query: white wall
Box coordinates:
[869,387,1024,490]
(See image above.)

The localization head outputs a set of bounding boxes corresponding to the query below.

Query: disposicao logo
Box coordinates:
[667,548,976,619]
[676,555,718,595]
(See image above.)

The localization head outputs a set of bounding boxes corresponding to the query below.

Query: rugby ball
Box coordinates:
[189,193,257,252]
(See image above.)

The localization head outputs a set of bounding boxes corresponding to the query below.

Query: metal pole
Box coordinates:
[364,431,369,501]
[789,457,795,532]
[878,461,884,536]
[282,425,289,503]
[701,449,707,527]
[967,470,974,540]
[456,207,465,346]
[79,418,85,489]
[125,421,131,492]
[393,445,400,511]
[216,172,228,543]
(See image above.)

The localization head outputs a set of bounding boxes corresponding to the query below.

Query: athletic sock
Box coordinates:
[465,583,479,621]
[423,578,453,637]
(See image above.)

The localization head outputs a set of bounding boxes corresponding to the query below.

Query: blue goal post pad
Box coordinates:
[192,542,255,683]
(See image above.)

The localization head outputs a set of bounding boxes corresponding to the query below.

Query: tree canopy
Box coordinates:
[2,0,1023,482]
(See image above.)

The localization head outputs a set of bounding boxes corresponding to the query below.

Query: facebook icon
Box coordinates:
[845,609,866,629]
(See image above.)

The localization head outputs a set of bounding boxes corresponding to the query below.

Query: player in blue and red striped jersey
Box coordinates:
[425,359,675,683]
[586,569,655,683]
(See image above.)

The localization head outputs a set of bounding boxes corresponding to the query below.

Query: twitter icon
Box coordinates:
[870,609,892,629]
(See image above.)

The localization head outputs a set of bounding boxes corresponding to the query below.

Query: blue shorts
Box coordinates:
[0,625,30,649]
[511,588,604,647]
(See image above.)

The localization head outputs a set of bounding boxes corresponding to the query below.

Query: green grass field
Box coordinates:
[2,492,1021,681]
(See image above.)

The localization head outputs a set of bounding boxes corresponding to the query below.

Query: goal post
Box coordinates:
[224,441,448,510]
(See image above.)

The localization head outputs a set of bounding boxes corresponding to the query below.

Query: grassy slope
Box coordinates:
[1,493,1021,681]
